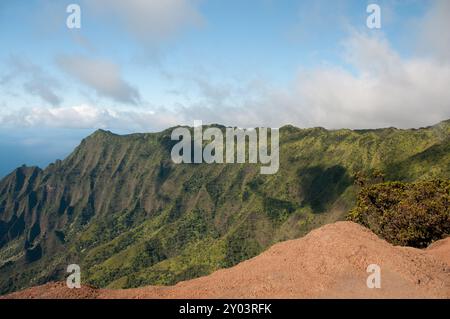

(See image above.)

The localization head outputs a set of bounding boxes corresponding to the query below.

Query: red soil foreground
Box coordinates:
[3,222,449,299]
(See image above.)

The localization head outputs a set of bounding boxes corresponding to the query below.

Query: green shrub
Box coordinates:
[348,180,450,247]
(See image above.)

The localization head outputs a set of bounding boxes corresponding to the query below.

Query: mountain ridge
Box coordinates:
[0,119,449,294]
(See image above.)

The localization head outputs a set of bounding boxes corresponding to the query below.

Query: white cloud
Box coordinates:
[418,0,450,62]
[85,0,202,44]
[289,32,450,129]
[0,105,181,131]
[1,105,114,129]
[56,55,141,105]
[1,56,62,106]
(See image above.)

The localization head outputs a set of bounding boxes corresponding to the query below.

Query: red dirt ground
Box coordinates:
[3,222,449,299]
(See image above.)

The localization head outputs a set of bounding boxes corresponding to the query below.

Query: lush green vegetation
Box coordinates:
[0,120,449,294]
[348,180,450,248]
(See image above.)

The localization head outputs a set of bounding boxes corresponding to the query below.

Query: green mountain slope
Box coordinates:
[0,120,449,294]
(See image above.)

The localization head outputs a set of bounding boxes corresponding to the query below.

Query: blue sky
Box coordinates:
[0,0,449,176]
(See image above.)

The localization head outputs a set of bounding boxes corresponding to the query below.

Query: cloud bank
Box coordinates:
[3,28,450,131]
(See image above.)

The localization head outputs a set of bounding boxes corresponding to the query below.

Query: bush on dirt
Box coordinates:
[348,180,450,248]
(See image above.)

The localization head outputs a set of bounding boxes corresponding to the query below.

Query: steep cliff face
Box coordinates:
[0,121,449,294]
[0,166,43,249]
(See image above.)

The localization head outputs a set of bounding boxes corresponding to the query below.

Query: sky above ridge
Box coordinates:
[0,0,450,176]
